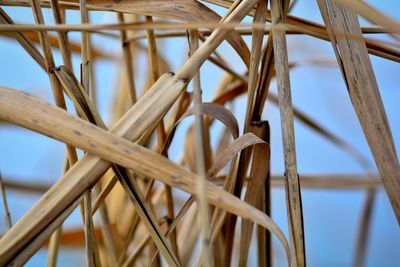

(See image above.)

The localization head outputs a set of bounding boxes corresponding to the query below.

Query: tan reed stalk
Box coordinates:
[189,29,213,267]
[0,172,12,229]
[271,0,306,265]
[1,1,399,266]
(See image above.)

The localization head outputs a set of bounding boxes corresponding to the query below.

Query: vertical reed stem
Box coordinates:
[145,15,180,261]
[271,0,306,266]
[189,29,213,267]
[0,172,12,229]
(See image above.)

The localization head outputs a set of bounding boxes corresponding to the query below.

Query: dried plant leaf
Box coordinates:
[318,0,400,223]
[79,0,251,66]
[0,86,291,264]
[151,132,273,265]
[271,0,305,265]
[0,7,46,69]
[0,72,186,265]
[1,0,398,265]
[239,121,270,267]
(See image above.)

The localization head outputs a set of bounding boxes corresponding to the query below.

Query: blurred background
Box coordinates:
[0,0,399,266]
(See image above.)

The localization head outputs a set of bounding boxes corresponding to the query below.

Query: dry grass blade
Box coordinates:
[118,13,137,105]
[46,0,74,261]
[54,66,104,126]
[166,102,239,146]
[92,93,192,217]
[93,92,192,219]
[47,226,62,267]
[0,7,46,70]
[46,158,70,267]
[166,0,264,203]
[0,73,185,265]
[0,179,49,194]
[124,25,391,42]
[0,19,399,63]
[210,133,268,181]
[43,228,104,247]
[175,0,260,80]
[336,0,400,34]
[164,101,238,177]
[79,0,90,93]
[0,172,12,229]
[256,121,272,267]
[0,29,114,61]
[212,79,371,168]
[274,175,382,189]
[243,0,267,131]
[49,0,72,69]
[145,15,180,262]
[188,28,213,266]
[92,171,116,214]
[102,102,240,264]
[8,196,83,266]
[83,190,101,266]
[154,103,240,239]
[30,0,78,166]
[211,174,382,190]
[122,233,151,267]
[0,86,291,264]
[28,2,82,265]
[56,65,180,266]
[240,3,269,261]
[271,0,305,265]
[204,132,262,263]
[79,0,251,66]
[239,121,270,267]
[354,187,376,267]
[1,0,398,265]
[48,227,65,266]
[318,0,400,223]
[1,173,381,195]
[152,132,275,266]
[203,0,400,62]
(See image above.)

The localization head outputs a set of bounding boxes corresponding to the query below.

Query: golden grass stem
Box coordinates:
[118,13,137,105]
[0,174,384,196]
[318,0,400,224]
[271,0,305,265]
[1,1,398,265]
[354,188,376,267]
[239,121,270,267]
[30,1,86,254]
[176,0,263,80]
[46,0,74,261]
[0,20,399,62]
[84,190,101,266]
[145,14,180,261]
[80,0,90,93]
[49,0,72,70]
[123,25,393,43]
[46,227,62,267]
[0,86,290,265]
[7,196,82,266]
[189,29,213,267]
[30,0,78,166]
[46,156,69,267]
[92,172,117,214]
[56,65,177,265]
[122,234,151,267]
[243,0,267,132]
[0,172,12,229]
[0,7,46,70]
[0,72,186,266]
